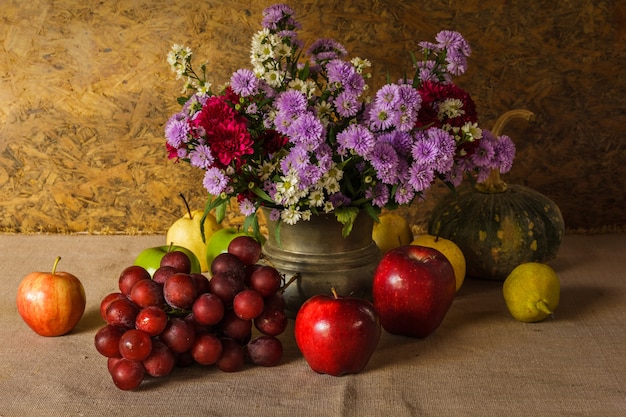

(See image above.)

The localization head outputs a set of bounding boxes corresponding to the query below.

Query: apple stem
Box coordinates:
[167,242,174,253]
[51,256,61,275]
[180,193,193,219]
[331,287,339,299]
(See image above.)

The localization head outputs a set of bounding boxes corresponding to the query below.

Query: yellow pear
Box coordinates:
[372,212,413,254]
[503,262,560,323]
[411,234,466,292]
[166,208,222,272]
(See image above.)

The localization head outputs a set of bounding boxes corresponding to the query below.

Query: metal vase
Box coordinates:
[262,208,381,316]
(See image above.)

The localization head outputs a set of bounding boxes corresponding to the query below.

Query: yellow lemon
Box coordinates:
[411,234,466,292]
[372,212,413,254]
[503,262,560,323]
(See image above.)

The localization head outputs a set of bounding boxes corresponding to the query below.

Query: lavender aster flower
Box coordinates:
[189,144,214,169]
[262,4,300,30]
[336,124,375,157]
[494,134,516,173]
[408,163,435,193]
[287,112,325,150]
[203,167,229,195]
[230,68,259,97]
[369,141,399,184]
[238,198,256,216]
[334,91,360,118]
[164,113,190,148]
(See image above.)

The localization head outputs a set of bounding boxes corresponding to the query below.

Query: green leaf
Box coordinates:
[250,186,274,203]
[335,206,359,238]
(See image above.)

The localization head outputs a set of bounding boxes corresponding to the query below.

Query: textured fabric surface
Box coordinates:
[0,234,624,416]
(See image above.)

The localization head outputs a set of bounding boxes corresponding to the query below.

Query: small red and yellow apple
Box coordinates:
[373,245,456,338]
[16,256,86,337]
[166,194,222,272]
[295,288,381,376]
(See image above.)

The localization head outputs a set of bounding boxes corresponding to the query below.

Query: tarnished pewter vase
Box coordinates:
[262,208,381,316]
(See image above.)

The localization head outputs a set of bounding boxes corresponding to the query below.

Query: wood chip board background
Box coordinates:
[1,0,624,234]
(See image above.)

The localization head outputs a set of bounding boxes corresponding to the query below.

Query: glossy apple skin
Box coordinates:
[17,269,86,337]
[372,245,456,338]
[133,245,201,277]
[295,293,381,376]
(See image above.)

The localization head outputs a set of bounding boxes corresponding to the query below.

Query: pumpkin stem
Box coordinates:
[475,109,536,194]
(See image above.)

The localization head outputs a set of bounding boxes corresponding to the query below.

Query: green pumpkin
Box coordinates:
[428,184,564,280]
[428,110,565,281]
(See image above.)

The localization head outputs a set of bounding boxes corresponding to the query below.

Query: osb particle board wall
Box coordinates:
[1,0,624,234]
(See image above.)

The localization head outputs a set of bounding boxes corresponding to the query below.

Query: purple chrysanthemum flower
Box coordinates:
[164,113,190,148]
[230,68,259,97]
[269,208,281,221]
[288,112,324,150]
[334,91,360,118]
[203,167,229,195]
[374,84,400,110]
[471,135,496,168]
[408,163,435,193]
[336,124,375,157]
[238,198,256,216]
[425,127,456,173]
[280,144,310,174]
[493,134,516,173]
[411,131,439,166]
[326,59,354,88]
[328,192,351,207]
[307,38,347,66]
[189,144,215,169]
[435,30,471,58]
[366,183,390,208]
[262,4,301,30]
[393,181,416,205]
[369,141,399,184]
[275,90,308,118]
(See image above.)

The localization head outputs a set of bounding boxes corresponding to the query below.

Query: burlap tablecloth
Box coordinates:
[1,234,624,416]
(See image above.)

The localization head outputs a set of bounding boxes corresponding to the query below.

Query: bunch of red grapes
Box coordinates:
[94,236,288,391]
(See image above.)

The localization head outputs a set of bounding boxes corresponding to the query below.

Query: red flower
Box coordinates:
[416,81,477,129]
[192,96,254,168]
[259,129,288,154]
[166,142,179,160]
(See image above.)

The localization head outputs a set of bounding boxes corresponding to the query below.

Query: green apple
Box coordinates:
[206,228,266,274]
[166,208,222,272]
[134,245,201,277]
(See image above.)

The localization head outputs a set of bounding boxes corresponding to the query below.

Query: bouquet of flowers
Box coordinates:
[164,3,515,238]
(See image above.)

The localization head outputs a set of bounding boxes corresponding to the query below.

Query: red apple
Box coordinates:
[16,256,86,337]
[295,288,381,376]
[372,245,456,338]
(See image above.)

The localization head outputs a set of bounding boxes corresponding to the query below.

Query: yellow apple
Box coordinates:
[372,212,413,254]
[411,234,466,292]
[166,209,222,272]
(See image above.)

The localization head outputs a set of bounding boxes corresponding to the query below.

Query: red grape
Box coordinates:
[254,307,288,336]
[119,329,153,362]
[100,292,125,321]
[142,340,175,377]
[210,253,245,279]
[216,338,244,373]
[105,298,139,329]
[163,273,197,309]
[208,271,245,305]
[160,250,192,274]
[118,265,150,296]
[191,333,223,365]
[110,358,145,391]
[129,279,165,308]
[94,325,125,358]
[247,335,283,367]
[160,318,196,353]
[152,265,177,285]
[233,289,264,320]
[192,293,224,326]
[219,309,252,343]
[191,273,210,295]
[227,235,262,265]
[135,306,168,337]
[249,265,282,297]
